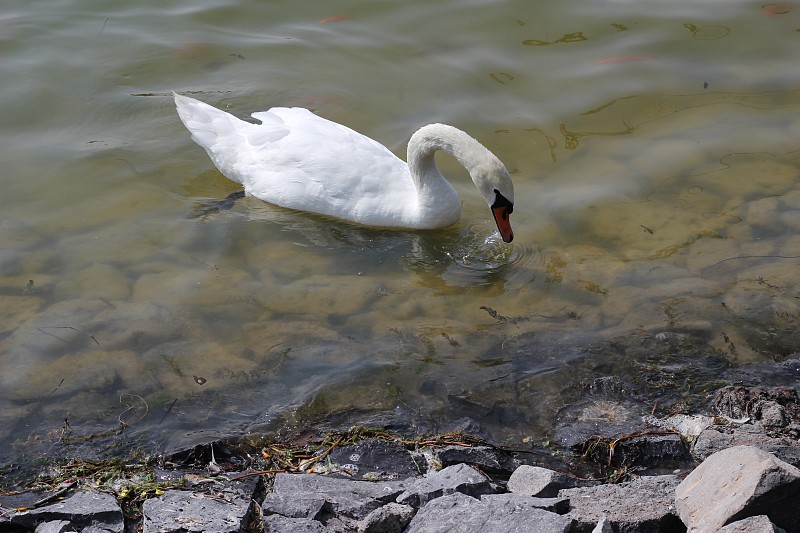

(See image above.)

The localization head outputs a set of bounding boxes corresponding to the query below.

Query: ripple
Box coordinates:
[438,225,540,288]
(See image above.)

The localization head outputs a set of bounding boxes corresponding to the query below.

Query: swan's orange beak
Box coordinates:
[492,205,514,243]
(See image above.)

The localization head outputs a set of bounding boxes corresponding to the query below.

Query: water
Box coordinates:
[2,0,800,468]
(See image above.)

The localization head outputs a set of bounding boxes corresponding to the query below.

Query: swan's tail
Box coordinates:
[173,92,244,152]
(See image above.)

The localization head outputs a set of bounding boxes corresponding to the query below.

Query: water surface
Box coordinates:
[2,0,800,467]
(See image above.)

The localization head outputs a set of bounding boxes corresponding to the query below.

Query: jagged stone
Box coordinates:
[436,445,520,477]
[507,465,584,497]
[676,445,800,533]
[405,491,570,533]
[716,515,787,532]
[262,514,327,533]
[560,474,684,532]
[12,491,123,533]
[357,502,415,533]
[267,472,405,520]
[262,492,329,519]
[396,463,494,507]
[142,489,250,533]
[34,520,72,533]
[480,493,570,514]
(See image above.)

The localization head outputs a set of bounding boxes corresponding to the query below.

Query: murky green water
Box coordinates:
[2,0,800,467]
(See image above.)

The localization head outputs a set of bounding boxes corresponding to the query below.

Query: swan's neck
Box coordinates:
[406,124,498,226]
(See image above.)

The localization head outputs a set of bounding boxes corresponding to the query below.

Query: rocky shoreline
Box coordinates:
[1,385,799,533]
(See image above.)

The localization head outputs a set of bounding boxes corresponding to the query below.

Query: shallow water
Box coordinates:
[2,0,800,467]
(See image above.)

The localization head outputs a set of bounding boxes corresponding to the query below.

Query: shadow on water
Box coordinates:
[215,195,543,291]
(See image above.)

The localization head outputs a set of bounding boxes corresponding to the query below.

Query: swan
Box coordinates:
[173,93,515,242]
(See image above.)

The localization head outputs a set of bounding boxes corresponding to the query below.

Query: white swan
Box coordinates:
[173,93,515,242]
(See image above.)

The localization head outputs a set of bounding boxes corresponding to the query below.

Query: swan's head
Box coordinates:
[475,160,515,243]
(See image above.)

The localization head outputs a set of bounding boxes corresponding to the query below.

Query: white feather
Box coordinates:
[173,93,515,238]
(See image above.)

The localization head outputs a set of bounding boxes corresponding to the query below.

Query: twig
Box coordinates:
[47,379,65,398]
[28,480,78,509]
[119,393,149,426]
[297,435,344,471]
[158,399,178,425]
[230,469,286,480]
[94,17,109,42]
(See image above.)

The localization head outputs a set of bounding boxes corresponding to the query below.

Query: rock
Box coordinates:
[262,492,329,520]
[142,489,251,533]
[266,472,405,521]
[714,386,800,424]
[404,491,570,533]
[622,433,691,466]
[12,491,124,533]
[480,493,570,514]
[560,475,683,532]
[675,445,800,533]
[759,402,789,428]
[325,438,425,480]
[507,465,584,497]
[356,502,415,533]
[437,445,520,477]
[692,424,800,466]
[716,515,787,532]
[263,514,328,533]
[35,520,72,533]
[396,463,494,507]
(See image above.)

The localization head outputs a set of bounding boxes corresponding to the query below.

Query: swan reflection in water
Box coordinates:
[191,196,538,290]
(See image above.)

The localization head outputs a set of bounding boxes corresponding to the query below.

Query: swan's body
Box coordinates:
[173,93,515,242]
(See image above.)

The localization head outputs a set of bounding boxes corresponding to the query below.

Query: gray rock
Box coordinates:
[405,491,570,533]
[396,463,493,507]
[262,492,329,519]
[326,438,425,480]
[357,502,415,533]
[35,520,72,533]
[437,445,521,477]
[480,493,570,514]
[716,515,787,532]
[693,425,800,467]
[142,489,250,533]
[263,514,328,533]
[759,402,789,428]
[560,474,683,532]
[82,526,123,533]
[626,433,691,465]
[676,445,800,533]
[507,465,583,497]
[12,491,123,533]
[268,472,405,520]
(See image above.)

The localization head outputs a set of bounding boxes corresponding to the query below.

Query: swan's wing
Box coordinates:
[230,108,416,225]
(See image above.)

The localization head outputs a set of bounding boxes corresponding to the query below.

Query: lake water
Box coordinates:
[2,0,800,469]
